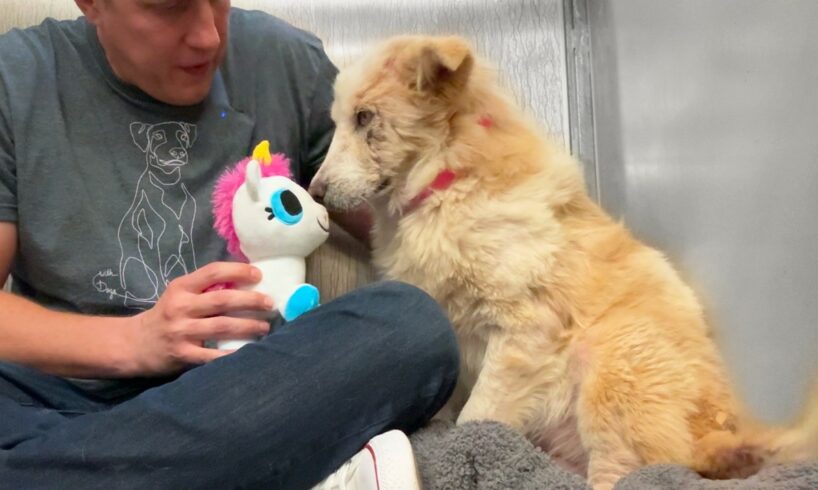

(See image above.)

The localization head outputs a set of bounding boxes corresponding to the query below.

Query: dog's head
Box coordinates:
[131,121,197,174]
[309,36,476,212]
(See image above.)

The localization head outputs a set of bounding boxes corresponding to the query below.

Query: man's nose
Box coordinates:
[186,0,222,51]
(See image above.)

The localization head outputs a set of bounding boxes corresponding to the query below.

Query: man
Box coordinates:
[0,0,458,488]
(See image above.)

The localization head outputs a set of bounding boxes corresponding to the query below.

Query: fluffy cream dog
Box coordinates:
[308,35,818,489]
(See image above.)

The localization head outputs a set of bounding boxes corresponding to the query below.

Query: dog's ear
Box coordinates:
[182,123,197,148]
[130,122,151,152]
[416,37,474,95]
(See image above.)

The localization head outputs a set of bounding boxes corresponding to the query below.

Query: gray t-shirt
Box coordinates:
[0,9,336,317]
[0,10,337,398]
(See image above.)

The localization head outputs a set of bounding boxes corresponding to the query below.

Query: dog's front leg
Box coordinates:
[432,373,470,423]
[456,329,571,432]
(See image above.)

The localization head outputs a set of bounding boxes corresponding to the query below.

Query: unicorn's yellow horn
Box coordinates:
[252,140,272,165]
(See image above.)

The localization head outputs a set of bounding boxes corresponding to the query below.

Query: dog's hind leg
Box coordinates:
[575,335,696,490]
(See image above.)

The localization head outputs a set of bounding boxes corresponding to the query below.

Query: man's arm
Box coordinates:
[0,222,273,378]
[0,222,135,378]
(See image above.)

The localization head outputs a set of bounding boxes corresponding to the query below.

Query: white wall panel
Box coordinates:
[589,0,818,423]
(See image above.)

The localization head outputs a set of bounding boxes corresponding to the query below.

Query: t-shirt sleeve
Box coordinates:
[0,74,16,223]
[299,47,338,188]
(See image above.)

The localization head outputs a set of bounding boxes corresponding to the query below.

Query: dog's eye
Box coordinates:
[267,189,303,225]
[356,109,374,128]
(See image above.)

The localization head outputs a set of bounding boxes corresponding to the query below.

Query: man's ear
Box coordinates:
[74,0,104,24]
[416,36,474,95]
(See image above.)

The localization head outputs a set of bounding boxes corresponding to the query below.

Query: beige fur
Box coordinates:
[309,35,818,489]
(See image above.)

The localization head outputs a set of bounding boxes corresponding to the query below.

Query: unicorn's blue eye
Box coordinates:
[265,188,303,225]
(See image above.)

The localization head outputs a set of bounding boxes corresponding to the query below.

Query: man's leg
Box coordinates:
[0,362,114,449]
[0,281,459,489]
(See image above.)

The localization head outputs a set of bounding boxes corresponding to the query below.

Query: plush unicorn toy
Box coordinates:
[212,141,330,350]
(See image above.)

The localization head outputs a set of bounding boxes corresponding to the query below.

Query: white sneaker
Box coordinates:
[312,430,422,490]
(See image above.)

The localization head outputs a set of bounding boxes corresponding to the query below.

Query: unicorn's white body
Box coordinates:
[217,157,329,350]
[249,256,308,316]
[217,257,307,351]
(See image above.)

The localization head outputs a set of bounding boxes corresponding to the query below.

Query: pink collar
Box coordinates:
[403,169,458,214]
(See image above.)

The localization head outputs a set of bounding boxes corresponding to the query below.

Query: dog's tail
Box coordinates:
[693,377,818,479]
[768,377,818,461]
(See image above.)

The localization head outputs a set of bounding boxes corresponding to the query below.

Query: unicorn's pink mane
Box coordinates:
[212,153,292,261]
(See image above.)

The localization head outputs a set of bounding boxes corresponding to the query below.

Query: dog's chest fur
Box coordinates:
[373,201,541,333]
[372,183,573,327]
[374,196,575,355]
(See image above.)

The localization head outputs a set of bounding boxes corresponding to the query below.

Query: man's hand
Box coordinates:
[126,262,274,376]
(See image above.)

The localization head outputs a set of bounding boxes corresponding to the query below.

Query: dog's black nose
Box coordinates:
[309,179,327,201]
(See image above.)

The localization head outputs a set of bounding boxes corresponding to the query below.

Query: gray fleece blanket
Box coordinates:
[410,421,818,490]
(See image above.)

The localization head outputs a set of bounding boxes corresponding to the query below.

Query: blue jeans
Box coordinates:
[0,281,459,489]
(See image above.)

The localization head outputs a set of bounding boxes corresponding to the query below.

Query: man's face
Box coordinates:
[85,0,230,106]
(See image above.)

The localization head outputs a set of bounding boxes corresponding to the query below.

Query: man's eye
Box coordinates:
[356,109,374,128]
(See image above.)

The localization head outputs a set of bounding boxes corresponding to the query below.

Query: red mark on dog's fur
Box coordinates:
[478,114,493,129]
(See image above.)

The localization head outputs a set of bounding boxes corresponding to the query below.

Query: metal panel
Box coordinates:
[589,0,818,422]
[233,0,571,150]
[563,0,599,199]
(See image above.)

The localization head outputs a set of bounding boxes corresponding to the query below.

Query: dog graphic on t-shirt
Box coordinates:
[93,121,199,309]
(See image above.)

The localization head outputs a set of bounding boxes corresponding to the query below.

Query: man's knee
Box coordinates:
[350,280,459,383]
[360,280,444,323]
